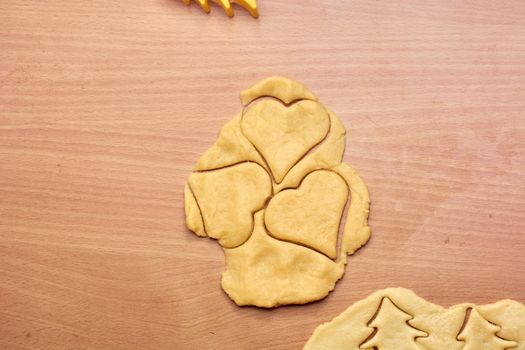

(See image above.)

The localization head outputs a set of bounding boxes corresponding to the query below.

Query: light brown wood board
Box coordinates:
[1,1,525,349]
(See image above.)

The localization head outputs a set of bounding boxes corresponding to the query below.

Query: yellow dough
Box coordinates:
[304,288,525,350]
[274,109,346,193]
[458,308,518,350]
[184,77,371,307]
[193,114,265,172]
[222,211,344,307]
[335,163,371,255]
[240,76,317,105]
[187,162,272,248]
[360,297,427,350]
[265,170,348,259]
[241,99,330,183]
[184,183,206,237]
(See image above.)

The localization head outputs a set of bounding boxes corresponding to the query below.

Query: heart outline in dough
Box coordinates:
[264,169,349,259]
[241,98,330,184]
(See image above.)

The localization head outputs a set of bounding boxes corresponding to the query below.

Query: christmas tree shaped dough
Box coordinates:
[458,308,518,350]
[304,288,525,350]
[184,77,371,307]
[361,297,428,350]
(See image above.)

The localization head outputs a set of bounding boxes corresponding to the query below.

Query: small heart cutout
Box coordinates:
[241,99,329,183]
[264,170,348,259]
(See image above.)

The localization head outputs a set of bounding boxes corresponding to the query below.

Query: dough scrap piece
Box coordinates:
[184,77,371,307]
[221,211,345,308]
[184,184,206,237]
[241,99,330,183]
[188,162,271,248]
[240,76,318,105]
[304,288,525,350]
[265,170,348,259]
[335,163,371,256]
[193,114,265,171]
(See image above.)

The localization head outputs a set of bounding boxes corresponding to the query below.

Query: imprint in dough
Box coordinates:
[304,288,525,350]
[241,99,330,183]
[187,162,272,248]
[222,211,344,308]
[184,77,371,307]
[265,170,348,259]
[457,308,518,350]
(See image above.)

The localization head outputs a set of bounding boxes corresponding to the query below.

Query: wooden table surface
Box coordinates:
[1,1,525,349]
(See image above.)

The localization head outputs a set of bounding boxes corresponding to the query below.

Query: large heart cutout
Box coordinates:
[241,99,329,183]
[264,170,348,259]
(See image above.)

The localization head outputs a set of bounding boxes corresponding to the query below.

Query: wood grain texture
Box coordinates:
[1,0,525,349]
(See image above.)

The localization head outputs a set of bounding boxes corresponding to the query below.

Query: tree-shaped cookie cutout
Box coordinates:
[184,77,371,307]
[361,297,428,350]
[458,308,518,350]
[305,288,525,350]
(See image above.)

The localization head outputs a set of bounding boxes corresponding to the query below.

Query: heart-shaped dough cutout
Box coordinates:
[264,170,348,259]
[241,99,329,183]
[188,162,272,248]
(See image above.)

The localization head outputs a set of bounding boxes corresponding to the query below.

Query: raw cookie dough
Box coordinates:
[304,287,525,350]
[265,170,348,259]
[187,162,271,248]
[241,99,330,183]
[184,77,371,307]
[222,211,344,307]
